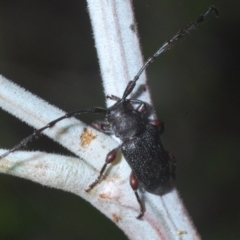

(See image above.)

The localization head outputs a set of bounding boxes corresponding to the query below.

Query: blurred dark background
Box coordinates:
[0,0,239,239]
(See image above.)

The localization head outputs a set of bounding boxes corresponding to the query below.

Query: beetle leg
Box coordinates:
[91,120,113,134]
[130,171,145,219]
[136,103,146,114]
[129,99,146,115]
[85,147,120,192]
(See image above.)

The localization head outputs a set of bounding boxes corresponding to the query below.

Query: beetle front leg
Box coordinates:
[130,172,145,219]
[85,147,120,192]
[91,120,113,134]
[129,99,147,114]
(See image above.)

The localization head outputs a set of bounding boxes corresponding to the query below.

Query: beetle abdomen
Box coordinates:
[122,124,170,194]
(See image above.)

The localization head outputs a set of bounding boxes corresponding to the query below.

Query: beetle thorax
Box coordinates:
[106,101,146,141]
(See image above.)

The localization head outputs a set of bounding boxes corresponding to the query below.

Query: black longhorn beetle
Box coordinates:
[0,6,218,218]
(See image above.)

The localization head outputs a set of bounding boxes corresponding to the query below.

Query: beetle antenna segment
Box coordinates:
[122,6,218,100]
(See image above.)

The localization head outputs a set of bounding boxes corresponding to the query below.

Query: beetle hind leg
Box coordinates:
[130,172,145,219]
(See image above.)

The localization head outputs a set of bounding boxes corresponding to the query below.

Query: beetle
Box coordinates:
[0,6,218,218]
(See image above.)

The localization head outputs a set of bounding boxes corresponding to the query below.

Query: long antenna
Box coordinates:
[122,5,218,100]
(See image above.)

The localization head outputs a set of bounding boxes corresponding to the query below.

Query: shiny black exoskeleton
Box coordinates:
[0,6,218,218]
